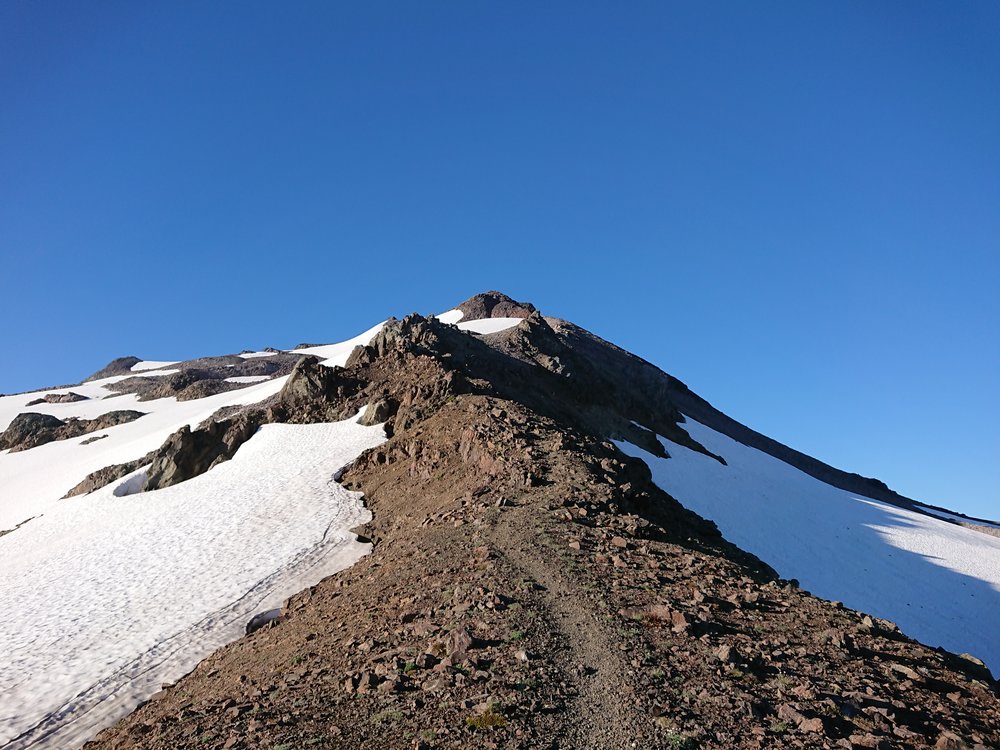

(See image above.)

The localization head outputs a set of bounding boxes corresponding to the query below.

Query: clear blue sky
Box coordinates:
[1,2,997,518]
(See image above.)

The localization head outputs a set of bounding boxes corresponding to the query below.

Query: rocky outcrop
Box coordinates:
[455,290,538,320]
[86,356,142,381]
[0,413,63,451]
[0,410,145,452]
[141,412,265,492]
[63,452,156,498]
[25,391,88,406]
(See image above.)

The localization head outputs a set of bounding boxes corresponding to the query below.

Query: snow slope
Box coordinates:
[0,416,386,750]
[617,417,1000,675]
[457,317,523,335]
[289,321,386,366]
[0,375,288,531]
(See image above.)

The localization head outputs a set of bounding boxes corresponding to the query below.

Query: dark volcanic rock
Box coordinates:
[455,290,538,321]
[86,356,142,381]
[63,452,155,497]
[25,392,89,406]
[0,413,64,451]
[0,410,145,452]
[142,412,264,492]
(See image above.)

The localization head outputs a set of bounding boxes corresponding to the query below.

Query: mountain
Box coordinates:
[0,292,997,750]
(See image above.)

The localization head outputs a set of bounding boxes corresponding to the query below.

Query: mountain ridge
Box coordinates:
[1,292,998,750]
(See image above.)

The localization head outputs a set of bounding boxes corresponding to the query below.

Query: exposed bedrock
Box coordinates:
[454,290,538,320]
[25,391,89,406]
[141,412,266,492]
[0,410,145,453]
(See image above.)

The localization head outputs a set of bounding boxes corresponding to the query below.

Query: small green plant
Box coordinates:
[466,705,507,730]
[768,721,791,734]
[291,654,305,665]
[404,661,418,674]
[420,730,439,741]
[509,629,525,641]
[273,744,296,750]
[650,668,666,679]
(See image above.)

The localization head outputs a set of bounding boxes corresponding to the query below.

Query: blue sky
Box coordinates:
[1,2,997,518]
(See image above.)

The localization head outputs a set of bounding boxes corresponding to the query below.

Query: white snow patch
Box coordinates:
[289,321,386,367]
[457,317,523,335]
[616,417,1000,675]
[238,351,278,359]
[223,375,271,384]
[0,415,386,750]
[434,309,464,324]
[130,360,180,372]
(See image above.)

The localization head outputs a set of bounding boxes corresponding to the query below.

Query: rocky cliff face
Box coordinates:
[81,294,999,750]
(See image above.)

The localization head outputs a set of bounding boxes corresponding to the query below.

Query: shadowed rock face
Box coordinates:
[141,413,264,492]
[0,410,145,452]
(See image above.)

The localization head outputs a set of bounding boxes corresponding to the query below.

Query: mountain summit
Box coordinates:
[0,293,997,750]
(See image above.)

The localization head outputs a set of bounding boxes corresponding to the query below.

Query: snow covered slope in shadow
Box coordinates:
[0,416,386,750]
[617,417,1000,676]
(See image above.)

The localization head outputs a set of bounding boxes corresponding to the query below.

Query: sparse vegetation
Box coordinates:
[466,705,507,730]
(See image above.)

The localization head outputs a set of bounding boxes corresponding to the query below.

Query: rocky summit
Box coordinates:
[1,292,998,750]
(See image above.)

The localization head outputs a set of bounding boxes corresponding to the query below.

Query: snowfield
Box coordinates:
[0,416,386,750]
[0,321,397,749]
[0,375,290,531]
[617,417,1000,676]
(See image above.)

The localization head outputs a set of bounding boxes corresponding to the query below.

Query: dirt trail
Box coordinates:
[495,509,648,749]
